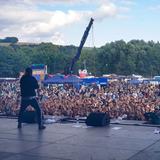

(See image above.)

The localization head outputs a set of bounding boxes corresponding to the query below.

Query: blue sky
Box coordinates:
[0,0,159,47]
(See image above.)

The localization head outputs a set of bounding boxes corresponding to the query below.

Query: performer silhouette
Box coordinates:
[18,67,46,130]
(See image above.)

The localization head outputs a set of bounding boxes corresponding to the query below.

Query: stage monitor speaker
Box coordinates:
[22,111,37,123]
[85,112,110,126]
[144,112,160,124]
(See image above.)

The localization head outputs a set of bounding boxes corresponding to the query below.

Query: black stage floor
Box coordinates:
[0,118,160,160]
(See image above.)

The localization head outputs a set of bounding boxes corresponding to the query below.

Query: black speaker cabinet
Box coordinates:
[86,112,110,126]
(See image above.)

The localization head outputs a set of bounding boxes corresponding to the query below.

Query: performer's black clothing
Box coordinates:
[18,98,42,126]
[20,75,39,97]
[18,73,45,129]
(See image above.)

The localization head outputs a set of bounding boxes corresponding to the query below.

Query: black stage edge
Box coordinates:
[1,115,160,127]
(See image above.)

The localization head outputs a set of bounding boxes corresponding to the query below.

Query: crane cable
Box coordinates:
[91,23,96,75]
[91,23,95,48]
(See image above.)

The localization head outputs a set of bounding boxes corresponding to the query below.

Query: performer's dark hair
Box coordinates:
[25,67,32,76]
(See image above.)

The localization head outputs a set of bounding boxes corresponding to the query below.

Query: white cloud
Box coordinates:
[93,3,118,20]
[0,0,131,44]
[0,0,87,5]
[51,32,65,45]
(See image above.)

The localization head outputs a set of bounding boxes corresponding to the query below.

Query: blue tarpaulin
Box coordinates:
[64,75,82,83]
[44,76,107,86]
[81,77,108,85]
[44,74,82,84]
[43,75,65,84]
[129,79,141,84]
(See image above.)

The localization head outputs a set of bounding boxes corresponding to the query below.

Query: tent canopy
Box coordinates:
[129,79,141,84]
[44,74,82,84]
[82,77,108,85]
[43,74,65,84]
[64,75,82,83]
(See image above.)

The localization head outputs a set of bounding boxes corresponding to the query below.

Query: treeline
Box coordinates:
[0,40,160,77]
[0,37,18,43]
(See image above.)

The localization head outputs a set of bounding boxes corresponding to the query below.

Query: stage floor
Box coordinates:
[0,118,160,160]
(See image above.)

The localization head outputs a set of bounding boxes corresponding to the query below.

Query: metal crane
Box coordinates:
[68,18,94,74]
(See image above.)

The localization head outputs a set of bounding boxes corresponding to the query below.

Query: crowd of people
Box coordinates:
[1,79,160,120]
[0,81,20,116]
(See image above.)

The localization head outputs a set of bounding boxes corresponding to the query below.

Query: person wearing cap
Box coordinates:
[18,67,46,130]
